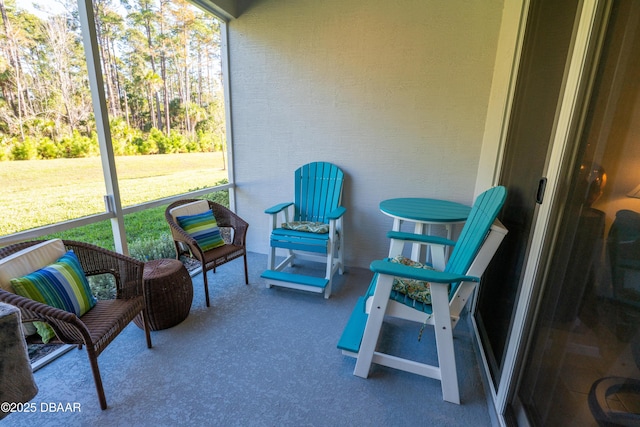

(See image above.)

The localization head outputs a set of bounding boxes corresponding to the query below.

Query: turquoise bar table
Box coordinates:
[379,198,471,267]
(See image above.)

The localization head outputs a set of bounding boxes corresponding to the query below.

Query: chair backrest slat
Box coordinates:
[294,162,344,223]
[444,187,506,291]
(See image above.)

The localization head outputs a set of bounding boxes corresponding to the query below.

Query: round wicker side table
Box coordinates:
[134,258,193,331]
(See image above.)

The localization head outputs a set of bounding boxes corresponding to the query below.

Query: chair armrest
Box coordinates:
[209,201,249,247]
[0,289,89,345]
[265,202,293,215]
[64,240,145,300]
[328,206,346,220]
[164,206,204,257]
[369,259,479,283]
[386,231,455,247]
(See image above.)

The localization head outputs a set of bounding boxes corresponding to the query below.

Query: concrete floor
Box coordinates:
[6,252,493,426]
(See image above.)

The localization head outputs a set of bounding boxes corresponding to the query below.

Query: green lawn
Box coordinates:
[1,152,228,236]
[1,152,230,262]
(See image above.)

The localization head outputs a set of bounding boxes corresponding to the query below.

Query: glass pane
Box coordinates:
[104,0,229,206]
[40,187,227,259]
[518,2,640,424]
[115,153,227,206]
[0,1,106,236]
[475,0,580,387]
[122,188,229,262]
[1,0,229,241]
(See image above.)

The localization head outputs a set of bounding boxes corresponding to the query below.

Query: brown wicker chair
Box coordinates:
[165,200,249,307]
[0,240,152,410]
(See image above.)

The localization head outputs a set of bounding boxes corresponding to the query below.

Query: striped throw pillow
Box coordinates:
[10,250,97,343]
[177,209,225,252]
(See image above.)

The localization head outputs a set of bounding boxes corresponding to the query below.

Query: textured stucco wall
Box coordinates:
[228,0,504,268]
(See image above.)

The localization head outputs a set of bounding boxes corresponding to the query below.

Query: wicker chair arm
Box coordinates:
[63,240,144,300]
[164,203,206,259]
[0,239,152,409]
[0,289,90,345]
[166,215,199,247]
[209,201,249,247]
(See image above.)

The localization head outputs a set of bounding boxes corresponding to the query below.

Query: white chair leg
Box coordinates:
[337,238,344,275]
[266,245,276,289]
[322,230,336,298]
[388,237,405,258]
[337,220,345,274]
[324,281,332,299]
[431,282,460,404]
[267,245,276,270]
[354,274,394,377]
[431,246,446,271]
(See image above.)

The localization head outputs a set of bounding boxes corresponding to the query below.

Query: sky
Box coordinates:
[19,0,67,19]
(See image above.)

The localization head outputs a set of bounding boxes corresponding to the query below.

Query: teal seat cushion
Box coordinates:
[281,221,329,234]
[177,209,225,251]
[390,256,436,305]
[10,250,97,343]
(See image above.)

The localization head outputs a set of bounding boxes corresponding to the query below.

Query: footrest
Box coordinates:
[261,270,329,291]
[337,296,368,354]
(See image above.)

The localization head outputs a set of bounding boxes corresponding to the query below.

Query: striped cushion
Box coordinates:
[0,239,66,337]
[177,209,225,252]
[10,251,96,343]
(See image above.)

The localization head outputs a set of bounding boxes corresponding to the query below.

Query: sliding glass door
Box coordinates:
[514,1,640,424]
[475,0,581,391]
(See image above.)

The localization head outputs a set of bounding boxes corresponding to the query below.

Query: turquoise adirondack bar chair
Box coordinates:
[261,162,346,298]
[337,186,507,404]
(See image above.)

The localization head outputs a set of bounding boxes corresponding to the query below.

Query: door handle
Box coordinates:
[536,178,547,204]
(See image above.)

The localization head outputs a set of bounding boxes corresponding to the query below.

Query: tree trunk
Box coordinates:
[159,0,170,135]
[0,0,25,140]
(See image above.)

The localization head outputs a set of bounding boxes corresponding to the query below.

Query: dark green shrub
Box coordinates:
[148,128,168,153]
[11,136,38,160]
[128,233,175,262]
[133,135,157,155]
[37,137,59,159]
[160,132,187,154]
[201,184,229,207]
[60,130,99,158]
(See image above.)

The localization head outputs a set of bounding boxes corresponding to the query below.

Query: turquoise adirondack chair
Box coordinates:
[337,186,507,404]
[261,162,346,298]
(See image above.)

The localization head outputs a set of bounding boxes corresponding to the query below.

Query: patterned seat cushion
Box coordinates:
[390,256,436,304]
[281,221,329,234]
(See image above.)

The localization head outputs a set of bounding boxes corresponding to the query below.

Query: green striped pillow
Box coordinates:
[177,209,225,252]
[10,250,97,343]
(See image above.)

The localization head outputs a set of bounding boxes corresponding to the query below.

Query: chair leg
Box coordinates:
[141,309,153,349]
[86,349,107,410]
[431,283,460,404]
[267,244,276,271]
[203,268,211,307]
[337,231,345,275]
[354,274,393,377]
[243,253,249,285]
[324,251,334,299]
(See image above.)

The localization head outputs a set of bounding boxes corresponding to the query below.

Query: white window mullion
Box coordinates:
[220,22,236,211]
[77,0,128,255]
